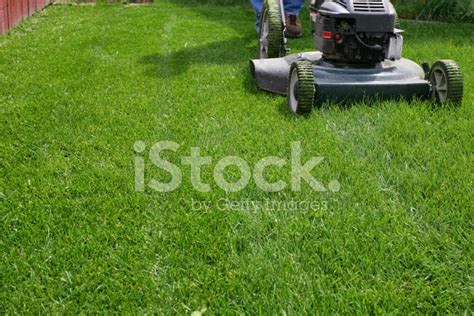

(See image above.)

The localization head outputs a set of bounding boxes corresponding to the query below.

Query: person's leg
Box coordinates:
[283,0,305,37]
[252,0,305,35]
[283,0,305,15]
[251,0,264,32]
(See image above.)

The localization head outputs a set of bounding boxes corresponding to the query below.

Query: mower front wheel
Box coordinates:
[429,60,464,106]
[287,61,316,114]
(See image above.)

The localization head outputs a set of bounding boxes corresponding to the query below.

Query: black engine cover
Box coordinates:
[311,0,398,64]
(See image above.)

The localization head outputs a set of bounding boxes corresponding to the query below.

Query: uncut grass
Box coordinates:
[0,3,473,313]
[392,0,473,22]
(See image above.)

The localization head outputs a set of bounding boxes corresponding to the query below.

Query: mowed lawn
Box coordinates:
[0,2,473,313]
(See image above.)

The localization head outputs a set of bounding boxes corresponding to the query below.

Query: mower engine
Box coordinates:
[310,0,403,63]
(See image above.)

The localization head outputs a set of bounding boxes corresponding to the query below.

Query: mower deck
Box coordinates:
[250,52,431,103]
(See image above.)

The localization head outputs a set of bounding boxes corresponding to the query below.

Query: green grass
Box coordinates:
[392,0,473,22]
[1,2,473,313]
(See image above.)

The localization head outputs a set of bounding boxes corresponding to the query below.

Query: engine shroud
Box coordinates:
[311,0,400,64]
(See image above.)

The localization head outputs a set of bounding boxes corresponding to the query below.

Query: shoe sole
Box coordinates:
[285,32,303,38]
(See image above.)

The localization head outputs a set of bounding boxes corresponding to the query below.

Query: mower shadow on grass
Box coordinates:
[139,35,254,77]
[277,95,445,118]
[139,34,276,98]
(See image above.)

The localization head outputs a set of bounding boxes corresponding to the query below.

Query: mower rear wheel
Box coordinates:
[258,0,286,59]
[429,60,464,106]
[288,61,315,114]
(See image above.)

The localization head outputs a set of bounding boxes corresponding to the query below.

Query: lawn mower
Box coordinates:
[250,0,464,114]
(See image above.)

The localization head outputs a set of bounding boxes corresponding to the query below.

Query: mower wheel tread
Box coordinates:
[288,61,315,114]
[430,60,464,106]
[260,0,285,58]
